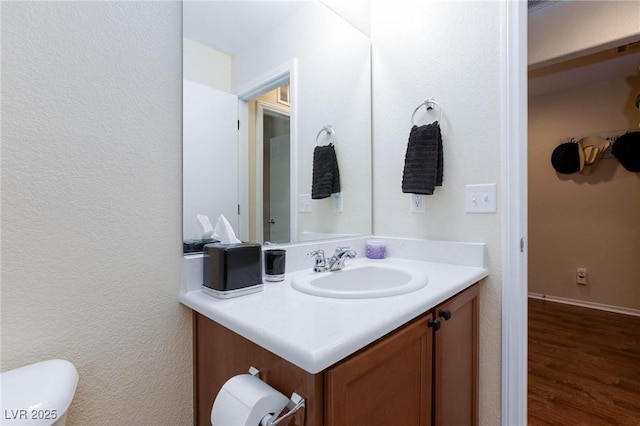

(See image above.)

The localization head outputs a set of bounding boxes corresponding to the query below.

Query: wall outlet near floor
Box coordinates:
[299,194,312,213]
[410,194,426,212]
[576,267,587,285]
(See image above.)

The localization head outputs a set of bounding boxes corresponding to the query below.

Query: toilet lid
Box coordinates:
[0,359,78,425]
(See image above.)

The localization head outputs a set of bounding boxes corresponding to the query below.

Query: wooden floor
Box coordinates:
[528,298,640,425]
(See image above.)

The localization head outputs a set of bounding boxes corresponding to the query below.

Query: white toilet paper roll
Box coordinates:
[211,374,289,426]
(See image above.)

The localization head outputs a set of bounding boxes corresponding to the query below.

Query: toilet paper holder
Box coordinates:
[249,366,306,426]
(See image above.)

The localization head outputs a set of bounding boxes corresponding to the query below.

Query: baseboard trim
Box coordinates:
[528,293,640,317]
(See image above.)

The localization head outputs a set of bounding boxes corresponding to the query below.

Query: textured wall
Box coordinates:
[529,77,640,309]
[371,1,503,423]
[1,2,192,425]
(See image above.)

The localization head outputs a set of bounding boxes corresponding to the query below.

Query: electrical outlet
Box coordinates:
[410,194,425,212]
[465,183,497,213]
[299,194,312,213]
[576,267,587,285]
[332,192,343,212]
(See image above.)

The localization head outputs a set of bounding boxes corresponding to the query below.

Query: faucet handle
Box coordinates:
[308,250,326,263]
[334,246,351,254]
[308,250,327,272]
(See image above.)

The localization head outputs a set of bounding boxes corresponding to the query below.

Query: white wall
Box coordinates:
[233,1,372,239]
[1,2,191,425]
[529,0,640,67]
[183,38,232,91]
[371,1,503,423]
[319,0,372,36]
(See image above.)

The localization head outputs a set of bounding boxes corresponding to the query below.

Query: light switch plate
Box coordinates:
[299,194,312,213]
[465,183,497,213]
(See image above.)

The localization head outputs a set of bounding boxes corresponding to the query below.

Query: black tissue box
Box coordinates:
[202,243,263,298]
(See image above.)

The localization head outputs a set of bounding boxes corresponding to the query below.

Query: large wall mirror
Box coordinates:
[183,0,372,251]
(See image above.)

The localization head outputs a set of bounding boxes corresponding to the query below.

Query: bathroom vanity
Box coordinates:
[193,284,478,426]
[179,237,487,426]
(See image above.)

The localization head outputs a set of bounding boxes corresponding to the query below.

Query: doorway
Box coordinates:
[527,25,640,426]
[258,103,291,243]
[245,83,293,244]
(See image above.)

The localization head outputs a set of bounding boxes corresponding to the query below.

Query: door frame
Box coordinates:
[500,1,528,425]
[235,59,298,243]
[255,101,291,244]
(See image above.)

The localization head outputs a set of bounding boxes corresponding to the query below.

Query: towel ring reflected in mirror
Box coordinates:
[411,97,442,126]
[316,125,336,146]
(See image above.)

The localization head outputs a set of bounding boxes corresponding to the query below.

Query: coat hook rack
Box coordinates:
[560,129,632,160]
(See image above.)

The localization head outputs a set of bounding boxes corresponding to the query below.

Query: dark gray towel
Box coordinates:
[402,122,443,195]
[312,144,341,199]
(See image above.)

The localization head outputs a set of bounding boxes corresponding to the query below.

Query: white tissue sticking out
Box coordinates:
[213,214,241,244]
[197,214,215,239]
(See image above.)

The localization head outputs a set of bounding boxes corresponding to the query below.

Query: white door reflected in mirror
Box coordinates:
[183,80,238,242]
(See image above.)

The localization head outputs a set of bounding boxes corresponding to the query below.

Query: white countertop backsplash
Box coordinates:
[179,236,488,374]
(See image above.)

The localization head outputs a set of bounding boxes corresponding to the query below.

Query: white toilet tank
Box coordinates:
[0,359,79,426]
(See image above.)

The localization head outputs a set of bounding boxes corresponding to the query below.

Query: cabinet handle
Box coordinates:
[427,319,441,331]
[438,310,452,321]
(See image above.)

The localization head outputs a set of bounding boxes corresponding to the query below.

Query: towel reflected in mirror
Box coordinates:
[312,143,341,199]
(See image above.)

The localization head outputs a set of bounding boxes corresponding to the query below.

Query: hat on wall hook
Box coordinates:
[550,136,610,175]
[578,136,610,176]
[551,141,584,174]
[635,92,639,128]
[612,131,640,172]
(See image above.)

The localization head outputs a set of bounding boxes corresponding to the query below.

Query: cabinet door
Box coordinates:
[325,314,433,426]
[433,284,479,426]
[194,313,323,426]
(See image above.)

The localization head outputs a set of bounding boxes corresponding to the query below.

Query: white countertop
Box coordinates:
[178,237,488,374]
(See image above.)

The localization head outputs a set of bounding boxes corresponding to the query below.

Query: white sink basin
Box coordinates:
[291,260,428,298]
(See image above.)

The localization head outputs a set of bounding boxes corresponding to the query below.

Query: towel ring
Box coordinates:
[315,125,336,146]
[411,98,442,126]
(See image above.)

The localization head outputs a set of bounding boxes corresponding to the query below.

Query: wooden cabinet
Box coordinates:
[324,284,479,426]
[325,313,433,426]
[194,284,479,426]
[193,314,322,426]
[433,284,479,426]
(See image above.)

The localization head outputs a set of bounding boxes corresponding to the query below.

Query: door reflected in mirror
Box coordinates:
[183,1,372,252]
[250,87,291,244]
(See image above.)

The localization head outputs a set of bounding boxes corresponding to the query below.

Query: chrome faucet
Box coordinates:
[308,247,357,272]
[308,249,328,272]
